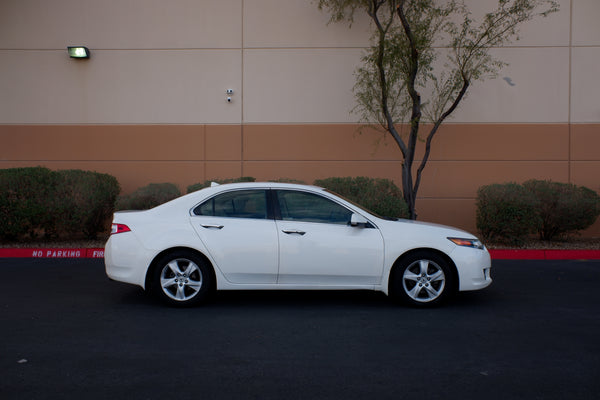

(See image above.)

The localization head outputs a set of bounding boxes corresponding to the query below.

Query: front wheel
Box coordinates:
[152,251,213,307]
[391,251,455,307]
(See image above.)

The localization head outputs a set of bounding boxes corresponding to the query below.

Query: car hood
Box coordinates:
[373,217,481,253]
[392,218,476,237]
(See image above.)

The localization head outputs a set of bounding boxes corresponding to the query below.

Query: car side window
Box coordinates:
[194,190,267,219]
[276,190,352,225]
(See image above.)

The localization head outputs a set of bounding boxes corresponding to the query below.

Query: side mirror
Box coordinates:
[350,213,369,227]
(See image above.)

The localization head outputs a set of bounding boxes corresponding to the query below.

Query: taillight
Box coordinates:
[111,223,131,235]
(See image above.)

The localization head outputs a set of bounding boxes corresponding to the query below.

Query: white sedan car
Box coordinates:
[105,182,491,307]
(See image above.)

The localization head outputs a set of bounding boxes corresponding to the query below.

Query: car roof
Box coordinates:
[193,181,325,193]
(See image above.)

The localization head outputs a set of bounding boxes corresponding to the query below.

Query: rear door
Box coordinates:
[190,189,279,284]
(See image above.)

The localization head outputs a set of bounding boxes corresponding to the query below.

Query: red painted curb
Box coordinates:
[488,249,546,260]
[0,247,598,260]
[0,248,105,259]
[488,249,600,260]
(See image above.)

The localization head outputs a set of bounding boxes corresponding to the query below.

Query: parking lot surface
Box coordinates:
[1,258,599,399]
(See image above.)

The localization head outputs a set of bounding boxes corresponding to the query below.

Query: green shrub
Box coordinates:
[523,179,600,240]
[0,167,120,240]
[0,167,60,240]
[117,183,181,210]
[187,177,256,193]
[476,183,540,245]
[57,170,120,239]
[314,176,409,219]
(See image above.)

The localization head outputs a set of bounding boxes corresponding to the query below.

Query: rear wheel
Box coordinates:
[392,251,455,307]
[152,251,213,307]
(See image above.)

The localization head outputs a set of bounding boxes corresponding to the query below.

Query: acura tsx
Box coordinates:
[105,182,491,306]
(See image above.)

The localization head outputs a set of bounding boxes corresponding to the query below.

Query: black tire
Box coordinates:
[152,250,213,307]
[391,251,455,307]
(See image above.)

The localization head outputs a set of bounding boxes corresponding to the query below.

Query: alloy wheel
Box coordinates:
[402,259,446,303]
[159,258,203,302]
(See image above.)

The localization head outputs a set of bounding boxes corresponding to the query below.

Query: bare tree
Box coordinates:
[318,0,558,219]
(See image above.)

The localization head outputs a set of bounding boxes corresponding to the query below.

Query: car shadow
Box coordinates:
[111,285,498,310]
[211,290,390,308]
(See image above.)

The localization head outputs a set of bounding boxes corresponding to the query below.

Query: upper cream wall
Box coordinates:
[0,0,243,124]
[571,47,600,123]
[243,48,362,123]
[461,0,570,47]
[1,0,598,124]
[243,0,371,48]
[0,0,242,49]
[451,47,570,123]
[572,0,600,46]
[243,0,570,48]
[242,0,574,124]
[0,49,242,124]
[570,0,600,123]
[242,0,370,123]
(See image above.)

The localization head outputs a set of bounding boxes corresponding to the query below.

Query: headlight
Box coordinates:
[448,237,484,250]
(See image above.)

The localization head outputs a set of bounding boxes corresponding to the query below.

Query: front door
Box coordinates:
[274,190,384,286]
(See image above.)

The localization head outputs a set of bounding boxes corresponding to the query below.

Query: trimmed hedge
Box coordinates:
[477,180,600,243]
[116,183,181,211]
[523,179,600,240]
[57,170,120,239]
[0,167,120,240]
[187,177,256,193]
[476,183,540,245]
[0,167,60,239]
[314,176,409,219]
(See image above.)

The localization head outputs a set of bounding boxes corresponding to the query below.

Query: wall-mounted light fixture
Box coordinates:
[67,46,90,59]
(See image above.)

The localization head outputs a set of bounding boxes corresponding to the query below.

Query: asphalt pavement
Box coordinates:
[1,258,599,400]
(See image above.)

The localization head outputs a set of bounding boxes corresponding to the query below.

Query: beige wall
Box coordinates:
[1,0,599,236]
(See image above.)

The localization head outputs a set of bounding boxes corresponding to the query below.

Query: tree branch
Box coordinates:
[370,0,408,157]
[413,76,469,196]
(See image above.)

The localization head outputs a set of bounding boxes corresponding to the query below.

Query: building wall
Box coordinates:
[1,0,599,235]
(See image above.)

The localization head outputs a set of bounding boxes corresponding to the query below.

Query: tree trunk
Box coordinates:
[402,158,417,220]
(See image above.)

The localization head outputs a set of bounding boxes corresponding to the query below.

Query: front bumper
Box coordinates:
[451,246,493,292]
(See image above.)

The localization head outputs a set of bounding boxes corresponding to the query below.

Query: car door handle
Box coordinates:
[282,229,306,236]
[201,224,224,229]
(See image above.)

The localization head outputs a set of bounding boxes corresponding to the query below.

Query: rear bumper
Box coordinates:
[104,234,153,289]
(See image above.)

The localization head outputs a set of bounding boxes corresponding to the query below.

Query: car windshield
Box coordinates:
[323,189,399,221]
